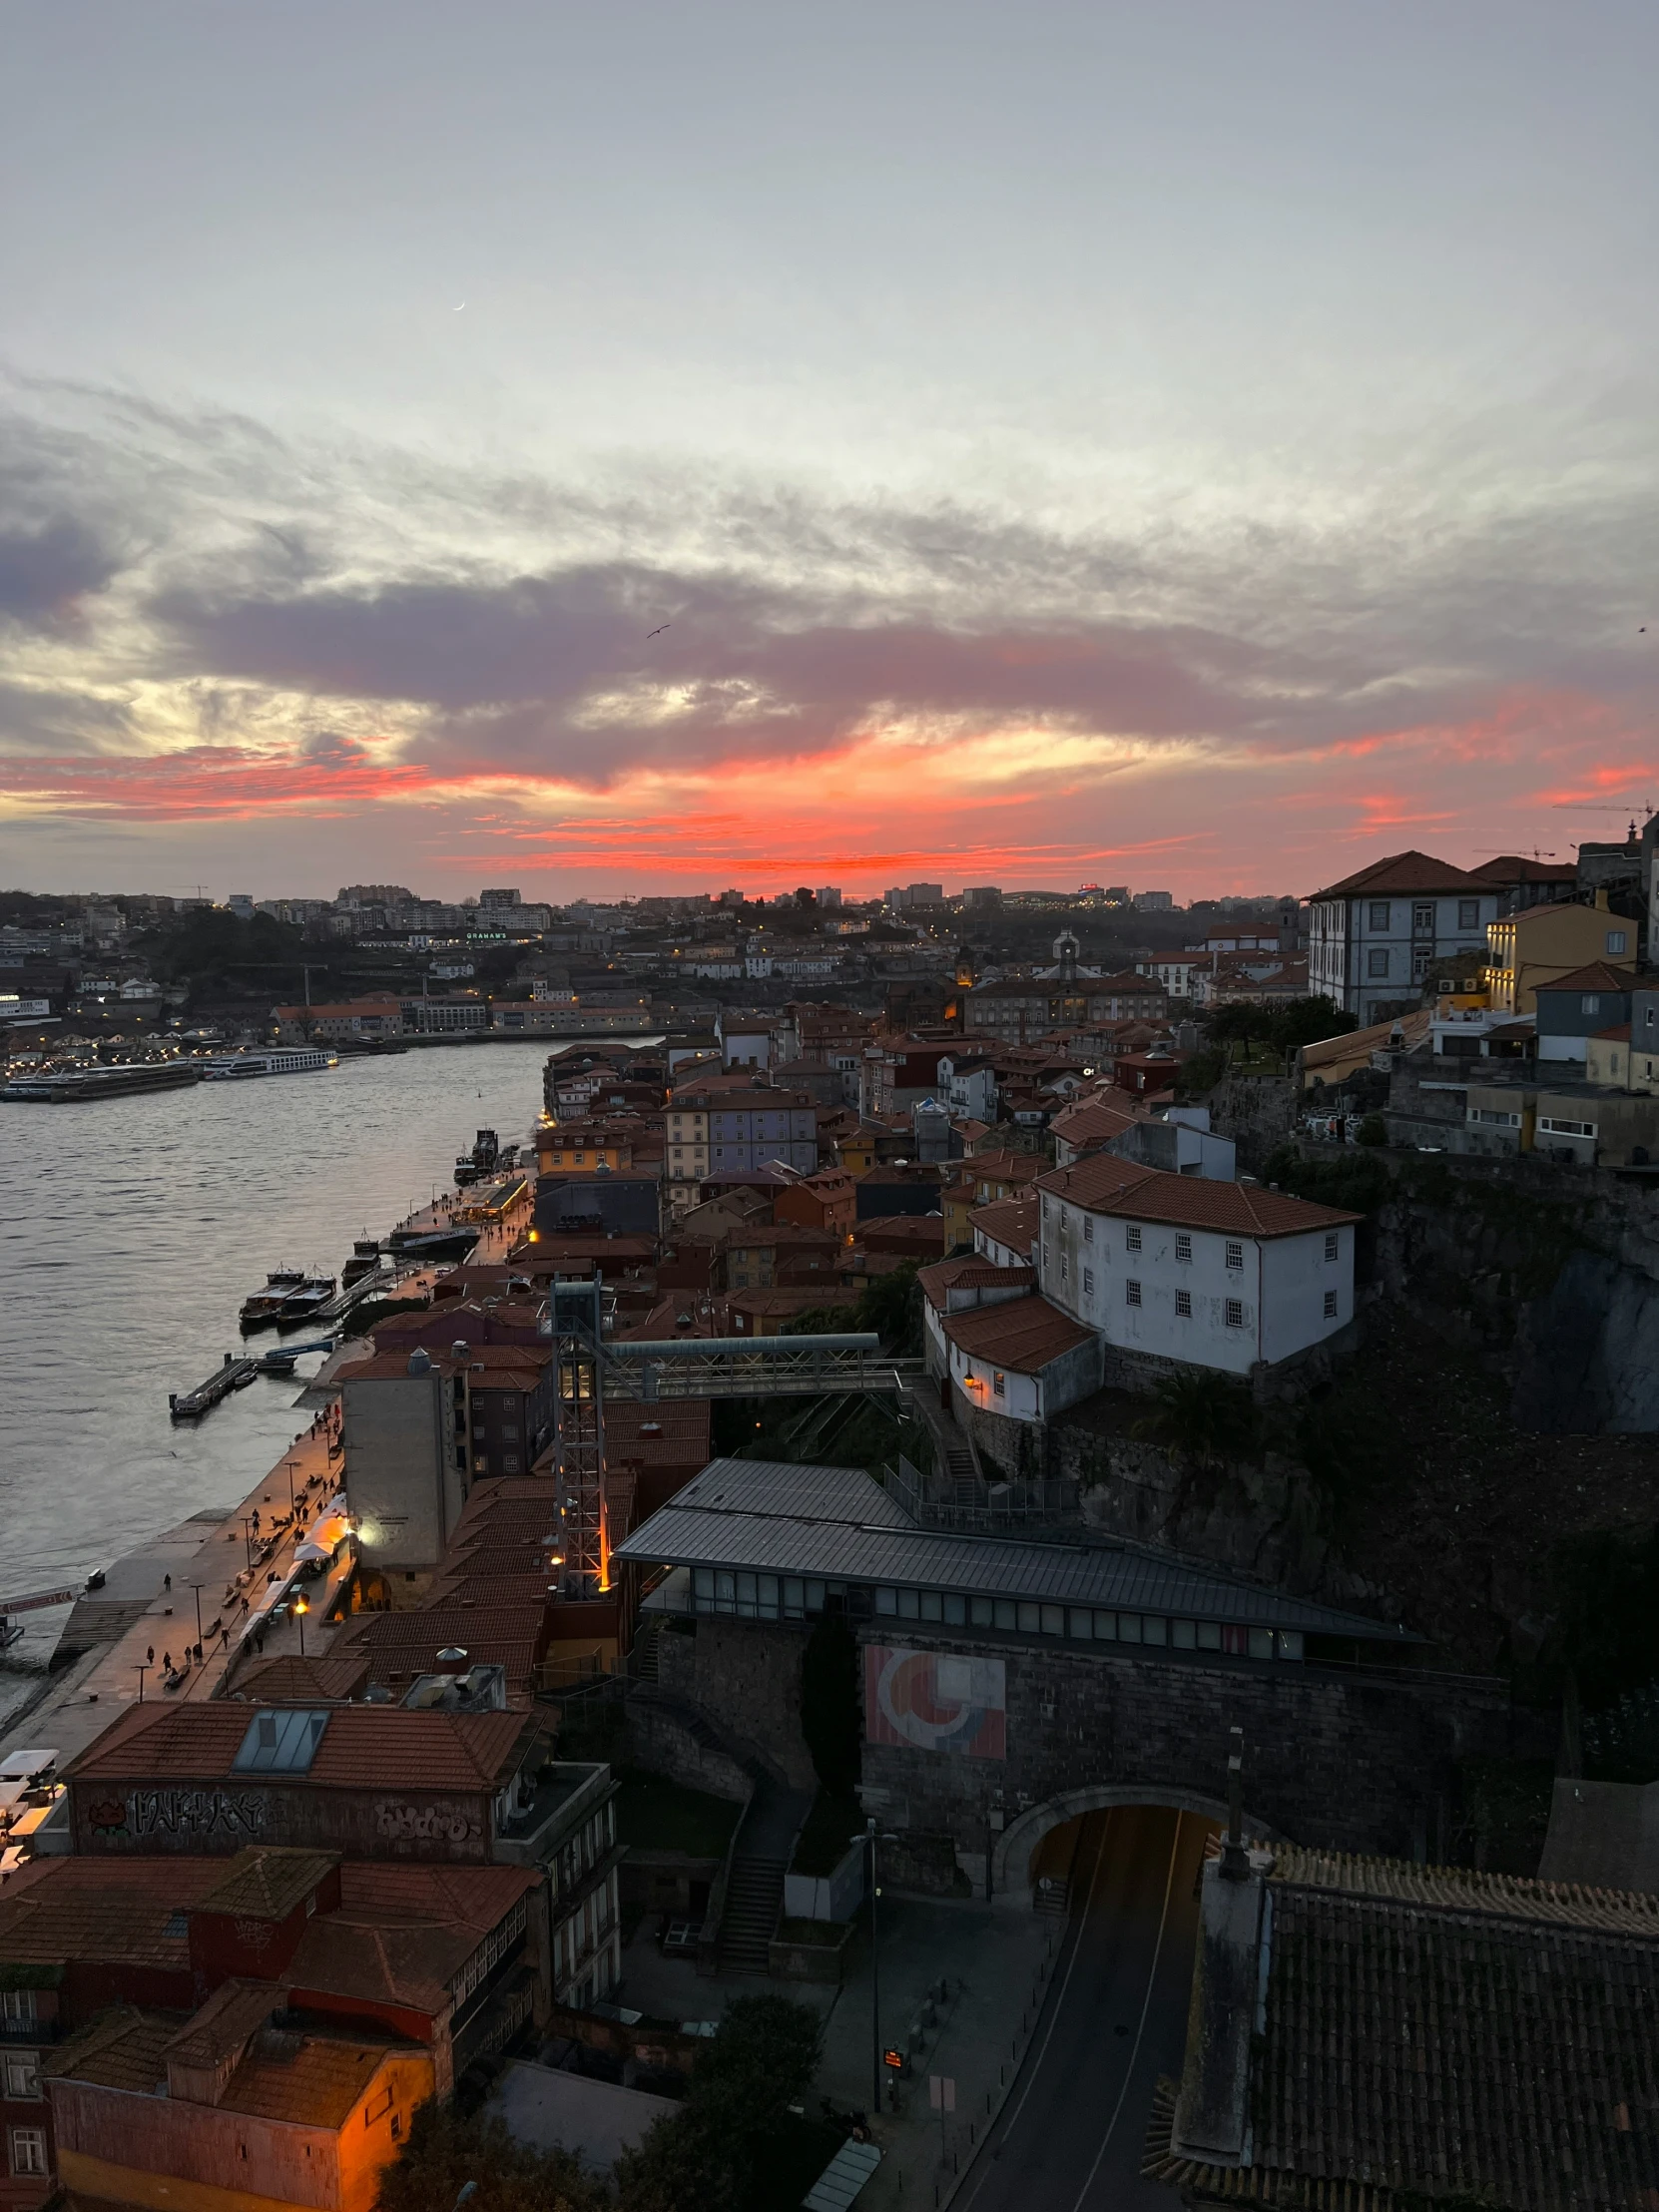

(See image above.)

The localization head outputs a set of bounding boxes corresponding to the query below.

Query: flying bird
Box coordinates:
[647,623,671,639]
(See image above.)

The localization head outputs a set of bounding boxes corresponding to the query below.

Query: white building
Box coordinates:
[1033,1157,1359,1379]
[1139,956,1201,999]
[1308,852,1499,1025]
[936,1053,998,1122]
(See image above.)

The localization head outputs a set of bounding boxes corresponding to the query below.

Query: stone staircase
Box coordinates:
[718,1779,814,1975]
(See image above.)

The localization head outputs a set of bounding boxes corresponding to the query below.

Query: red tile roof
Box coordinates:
[1469,854,1578,884]
[288,1862,542,2015]
[940,1295,1097,1373]
[1035,1156,1361,1237]
[1308,848,1489,899]
[1050,1097,1142,1150]
[916,1257,1034,1310]
[0,1856,226,1966]
[969,1194,1039,1255]
[1535,962,1636,994]
[64,1703,535,1791]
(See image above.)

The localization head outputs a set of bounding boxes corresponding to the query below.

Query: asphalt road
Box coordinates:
[954,1805,1212,2212]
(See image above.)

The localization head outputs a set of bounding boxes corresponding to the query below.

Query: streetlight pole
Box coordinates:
[136,1663,149,1705]
[189,1581,205,1647]
[867,1820,900,2115]
[293,1595,308,1659]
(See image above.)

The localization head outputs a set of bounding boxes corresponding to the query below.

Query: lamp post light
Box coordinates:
[866,1820,899,2115]
[188,1581,205,1648]
[136,1663,149,1705]
[293,1594,309,1659]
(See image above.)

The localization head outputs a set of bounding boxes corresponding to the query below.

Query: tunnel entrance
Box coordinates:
[993,1783,1273,1903]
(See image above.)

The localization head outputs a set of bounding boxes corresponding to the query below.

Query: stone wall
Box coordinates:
[653,1615,818,1793]
[1203,1075,1297,1173]
[656,1614,1537,1874]
[857,1626,1531,1869]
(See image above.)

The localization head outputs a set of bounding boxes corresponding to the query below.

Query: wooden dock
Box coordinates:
[169,1354,259,1420]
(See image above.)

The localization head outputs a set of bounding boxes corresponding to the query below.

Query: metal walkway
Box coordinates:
[600,1333,924,1401]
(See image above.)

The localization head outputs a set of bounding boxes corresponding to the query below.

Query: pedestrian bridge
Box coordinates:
[600,1333,925,1401]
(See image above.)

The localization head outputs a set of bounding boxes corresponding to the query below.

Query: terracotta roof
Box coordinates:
[1049,1097,1141,1149]
[916,1257,1034,1310]
[1300,1009,1423,1072]
[1469,854,1578,884]
[1534,961,1637,994]
[166,1977,284,2069]
[225,2029,408,2127]
[289,1863,541,2015]
[940,1295,1097,1373]
[1035,1156,1360,1238]
[235,1655,370,1704]
[1148,1850,1659,2212]
[0,1857,224,1967]
[46,2006,179,2093]
[331,1603,551,1694]
[1594,1024,1632,1042]
[967,1150,1045,1185]
[65,1703,535,1791]
[196,1849,339,1923]
[1307,847,1489,899]
[968,1195,1039,1255]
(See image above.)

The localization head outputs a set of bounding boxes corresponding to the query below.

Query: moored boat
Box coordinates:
[340,1238,382,1287]
[276,1278,336,1328]
[239,1269,307,1332]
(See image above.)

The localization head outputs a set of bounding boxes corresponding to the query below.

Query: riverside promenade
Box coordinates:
[0,1174,534,1770]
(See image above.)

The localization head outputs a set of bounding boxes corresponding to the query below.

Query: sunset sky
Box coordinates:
[2,2,1656,902]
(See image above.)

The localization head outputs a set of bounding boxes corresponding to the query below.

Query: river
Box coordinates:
[0,1042,567,1703]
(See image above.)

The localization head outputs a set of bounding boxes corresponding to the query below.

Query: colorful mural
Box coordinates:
[864,1645,1006,1760]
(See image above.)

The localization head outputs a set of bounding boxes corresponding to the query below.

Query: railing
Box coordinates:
[601,1333,924,1401]
[884,1453,1081,1530]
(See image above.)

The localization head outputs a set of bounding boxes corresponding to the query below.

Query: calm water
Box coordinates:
[0,1043,558,1682]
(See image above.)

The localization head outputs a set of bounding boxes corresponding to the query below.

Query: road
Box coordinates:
[955,1806,1212,2212]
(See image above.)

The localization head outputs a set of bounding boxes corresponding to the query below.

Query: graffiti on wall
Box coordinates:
[375,1801,482,1846]
[864,1646,1006,1759]
[123,1789,271,1840]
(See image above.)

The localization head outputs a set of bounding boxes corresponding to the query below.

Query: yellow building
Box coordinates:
[1585,1025,1632,1089]
[535,1121,637,1172]
[1484,894,1635,1015]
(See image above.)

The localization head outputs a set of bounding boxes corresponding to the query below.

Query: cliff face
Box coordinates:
[1049,1152,1659,1675]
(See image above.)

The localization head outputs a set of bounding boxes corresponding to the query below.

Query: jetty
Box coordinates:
[168,1354,259,1420]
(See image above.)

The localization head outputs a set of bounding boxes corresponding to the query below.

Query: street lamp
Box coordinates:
[292,1593,309,1659]
[188,1581,206,1649]
[866,1820,899,2114]
[136,1663,149,1705]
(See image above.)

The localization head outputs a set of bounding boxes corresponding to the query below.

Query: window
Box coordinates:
[1324,1290,1339,1319]
[1412,903,1434,932]
[1368,901,1390,929]
[1582,994,1601,1016]
[992,1370,1005,1396]
[1125,1280,1142,1306]
[1082,1217,1093,1243]
[1538,1116,1596,1138]
[1059,1252,1068,1282]
[1458,898,1479,929]
[1175,1233,1192,1263]
[1412,946,1432,981]
[1469,1106,1521,1127]
[3,2056,40,2100]
[1324,1232,1339,1261]
[1125,1224,1142,1251]
[1082,1268,1094,1296]
[10,2131,48,2178]
[1368,949,1390,978]
[1226,1241,1244,1271]
[1607,930,1628,956]
[0,1992,36,2027]
[1175,1289,1193,1318]
[1225,1299,1245,1328]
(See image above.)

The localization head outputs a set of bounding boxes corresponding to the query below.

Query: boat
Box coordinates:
[276,1278,336,1327]
[239,1269,308,1332]
[202,1048,338,1080]
[340,1238,383,1288]
[383,1226,480,1262]
[1,1063,203,1103]
[453,1155,480,1187]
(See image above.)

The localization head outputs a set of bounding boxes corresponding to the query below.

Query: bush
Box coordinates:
[1356,1113,1387,1147]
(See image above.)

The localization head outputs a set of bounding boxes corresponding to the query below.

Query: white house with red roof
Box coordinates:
[1033,1156,1361,1378]
[1307,850,1500,1024]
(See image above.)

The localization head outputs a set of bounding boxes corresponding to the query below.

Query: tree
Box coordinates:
[1356,1112,1387,1147]
[614,1996,824,2212]
[800,1610,860,1797]
[1268,994,1356,1057]
[781,1258,923,1357]
[374,2100,606,2212]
